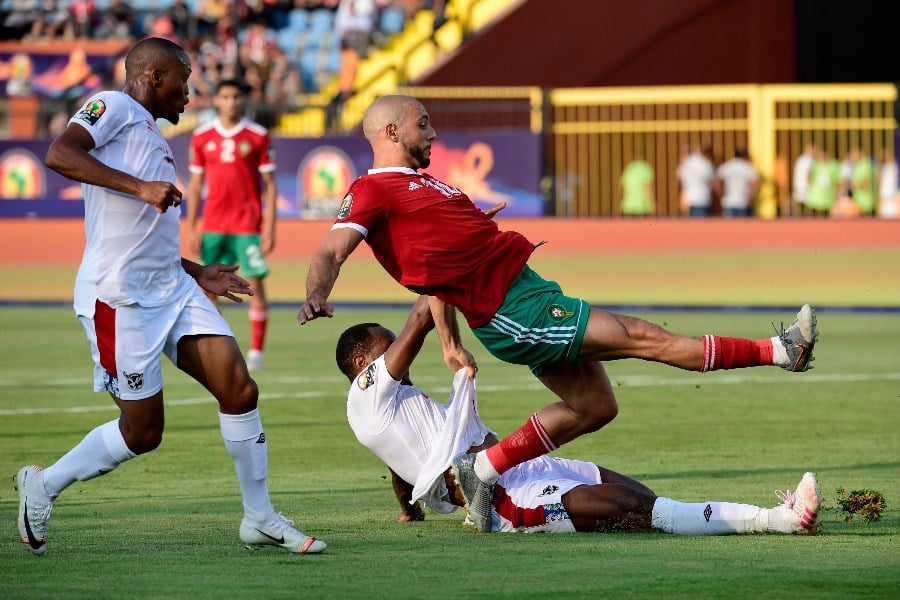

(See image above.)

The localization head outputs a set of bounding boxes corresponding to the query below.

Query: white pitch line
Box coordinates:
[0,371,897,417]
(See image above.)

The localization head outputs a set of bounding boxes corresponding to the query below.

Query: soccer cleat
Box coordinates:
[450,453,495,533]
[239,512,326,554]
[15,465,55,556]
[776,304,818,372]
[774,471,821,535]
[246,350,264,372]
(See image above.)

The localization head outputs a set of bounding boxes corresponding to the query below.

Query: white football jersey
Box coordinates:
[69,91,186,317]
[347,356,492,512]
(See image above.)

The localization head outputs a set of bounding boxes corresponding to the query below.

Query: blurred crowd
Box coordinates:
[1,0,438,132]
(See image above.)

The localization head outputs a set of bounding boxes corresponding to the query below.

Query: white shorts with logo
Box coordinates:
[492,455,603,533]
[77,278,233,400]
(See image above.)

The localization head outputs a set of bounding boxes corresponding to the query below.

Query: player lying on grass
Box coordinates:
[336,297,821,535]
[301,94,819,533]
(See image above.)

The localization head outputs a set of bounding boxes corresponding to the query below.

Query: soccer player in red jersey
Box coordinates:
[298,94,819,532]
[187,79,277,371]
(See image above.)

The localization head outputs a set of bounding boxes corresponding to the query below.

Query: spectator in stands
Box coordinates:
[168,0,195,42]
[335,0,378,58]
[190,40,225,107]
[792,142,816,208]
[93,0,136,40]
[877,148,899,219]
[197,0,231,36]
[677,143,715,217]
[146,11,179,44]
[243,63,279,129]
[618,157,655,217]
[29,0,74,40]
[69,0,97,39]
[806,147,841,216]
[240,18,287,83]
[4,1,42,41]
[848,149,876,216]
[714,147,759,218]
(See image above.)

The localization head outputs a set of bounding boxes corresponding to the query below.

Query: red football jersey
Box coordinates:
[333,168,536,327]
[189,118,275,233]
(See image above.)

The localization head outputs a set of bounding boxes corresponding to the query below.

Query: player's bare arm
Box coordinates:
[390,469,425,522]
[46,123,182,214]
[185,172,205,257]
[182,259,252,303]
[298,227,364,324]
[382,296,435,381]
[428,296,477,379]
[261,171,278,255]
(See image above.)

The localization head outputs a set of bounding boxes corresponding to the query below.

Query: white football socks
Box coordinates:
[474,450,501,484]
[651,497,772,535]
[219,408,275,522]
[42,419,137,497]
[771,335,789,365]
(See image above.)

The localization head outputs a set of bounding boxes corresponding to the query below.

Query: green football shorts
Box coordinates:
[200,233,269,279]
[471,265,590,376]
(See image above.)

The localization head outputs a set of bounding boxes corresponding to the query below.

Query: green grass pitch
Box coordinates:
[1,306,898,599]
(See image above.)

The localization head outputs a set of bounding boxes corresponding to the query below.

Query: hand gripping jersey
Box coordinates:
[333,167,536,328]
[69,91,187,317]
[189,118,275,234]
[347,357,493,513]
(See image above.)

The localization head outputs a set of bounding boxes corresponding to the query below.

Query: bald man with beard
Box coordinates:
[298,94,818,533]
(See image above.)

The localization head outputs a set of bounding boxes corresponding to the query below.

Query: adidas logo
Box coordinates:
[408,181,421,191]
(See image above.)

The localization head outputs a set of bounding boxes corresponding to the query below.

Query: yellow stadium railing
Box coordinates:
[549,84,896,217]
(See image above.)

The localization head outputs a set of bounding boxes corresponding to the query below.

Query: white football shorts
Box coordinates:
[493,455,604,533]
[78,278,233,400]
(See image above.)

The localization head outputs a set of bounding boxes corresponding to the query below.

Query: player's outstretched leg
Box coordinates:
[451,453,496,532]
[14,465,55,556]
[240,513,327,553]
[775,304,818,372]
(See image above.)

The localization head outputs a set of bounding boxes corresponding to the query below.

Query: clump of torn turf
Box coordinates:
[835,488,886,523]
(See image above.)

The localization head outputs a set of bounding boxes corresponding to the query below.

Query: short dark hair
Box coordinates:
[216,79,246,95]
[124,37,185,82]
[335,323,381,379]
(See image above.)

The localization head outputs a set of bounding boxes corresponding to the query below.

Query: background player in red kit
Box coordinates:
[187,79,277,371]
[298,94,819,532]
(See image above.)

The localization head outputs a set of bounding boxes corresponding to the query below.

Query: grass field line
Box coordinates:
[1,370,897,417]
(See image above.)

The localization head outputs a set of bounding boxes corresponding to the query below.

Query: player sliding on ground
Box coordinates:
[298,94,818,532]
[335,297,822,535]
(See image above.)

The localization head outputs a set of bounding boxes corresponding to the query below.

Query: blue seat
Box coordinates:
[288,8,309,32]
[277,29,299,55]
[301,31,324,51]
[379,6,405,35]
[309,8,334,33]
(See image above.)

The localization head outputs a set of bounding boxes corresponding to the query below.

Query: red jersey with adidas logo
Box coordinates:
[333,167,536,327]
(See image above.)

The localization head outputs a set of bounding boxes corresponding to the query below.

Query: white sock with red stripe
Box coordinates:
[651,497,771,534]
[42,419,137,497]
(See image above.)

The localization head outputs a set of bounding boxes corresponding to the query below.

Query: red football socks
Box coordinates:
[485,413,558,476]
[701,335,773,371]
[249,306,268,352]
